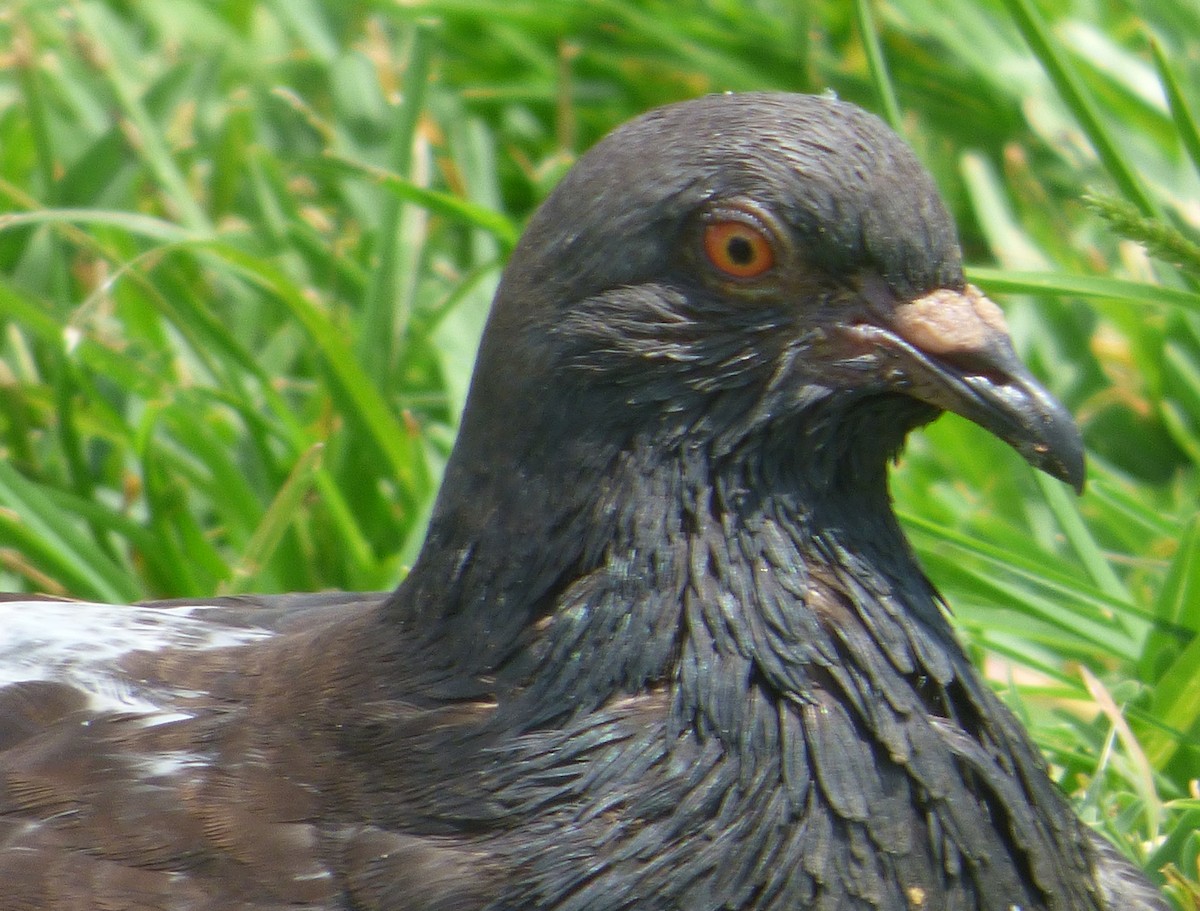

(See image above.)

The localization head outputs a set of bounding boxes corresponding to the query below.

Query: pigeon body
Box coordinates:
[0,93,1167,911]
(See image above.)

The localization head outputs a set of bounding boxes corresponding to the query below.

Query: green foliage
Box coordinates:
[0,0,1196,904]
[1084,191,1200,278]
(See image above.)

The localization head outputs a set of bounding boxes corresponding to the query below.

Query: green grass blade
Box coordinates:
[968,267,1200,314]
[202,241,428,508]
[1000,0,1159,218]
[223,442,325,595]
[1033,472,1130,602]
[0,460,139,602]
[358,21,436,381]
[322,153,520,249]
[1142,631,1200,770]
[72,4,211,231]
[1154,514,1200,636]
[854,0,902,132]
[1150,37,1200,180]
[0,208,197,242]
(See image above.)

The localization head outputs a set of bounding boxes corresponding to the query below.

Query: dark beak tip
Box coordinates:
[1065,449,1087,496]
[1068,469,1086,496]
[1047,446,1087,495]
[957,338,1087,496]
[1020,412,1086,494]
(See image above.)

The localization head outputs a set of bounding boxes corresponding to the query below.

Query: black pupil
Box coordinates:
[726,234,755,264]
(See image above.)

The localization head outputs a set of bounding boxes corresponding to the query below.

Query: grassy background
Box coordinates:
[0,0,1197,904]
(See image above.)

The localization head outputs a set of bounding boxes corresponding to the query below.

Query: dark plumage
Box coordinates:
[0,92,1167,910]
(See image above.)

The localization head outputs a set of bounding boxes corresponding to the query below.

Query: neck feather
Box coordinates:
[387,395,952,730]
[373,396,1102,909]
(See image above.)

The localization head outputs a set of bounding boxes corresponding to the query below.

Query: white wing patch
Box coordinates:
[0,600,274,720]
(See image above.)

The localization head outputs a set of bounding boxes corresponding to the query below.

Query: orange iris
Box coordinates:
[702,220,775,278]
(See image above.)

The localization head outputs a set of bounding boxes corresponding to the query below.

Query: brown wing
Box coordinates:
[0,594,499,911]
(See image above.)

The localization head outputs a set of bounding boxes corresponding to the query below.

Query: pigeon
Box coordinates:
[0,92,1168,911]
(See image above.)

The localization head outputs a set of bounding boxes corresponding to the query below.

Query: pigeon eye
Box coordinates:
[702,220,775,279]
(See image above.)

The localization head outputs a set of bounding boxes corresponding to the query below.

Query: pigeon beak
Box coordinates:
[847,284,1086,493]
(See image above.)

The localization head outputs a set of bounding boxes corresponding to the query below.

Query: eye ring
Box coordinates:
[702,217,776,279]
